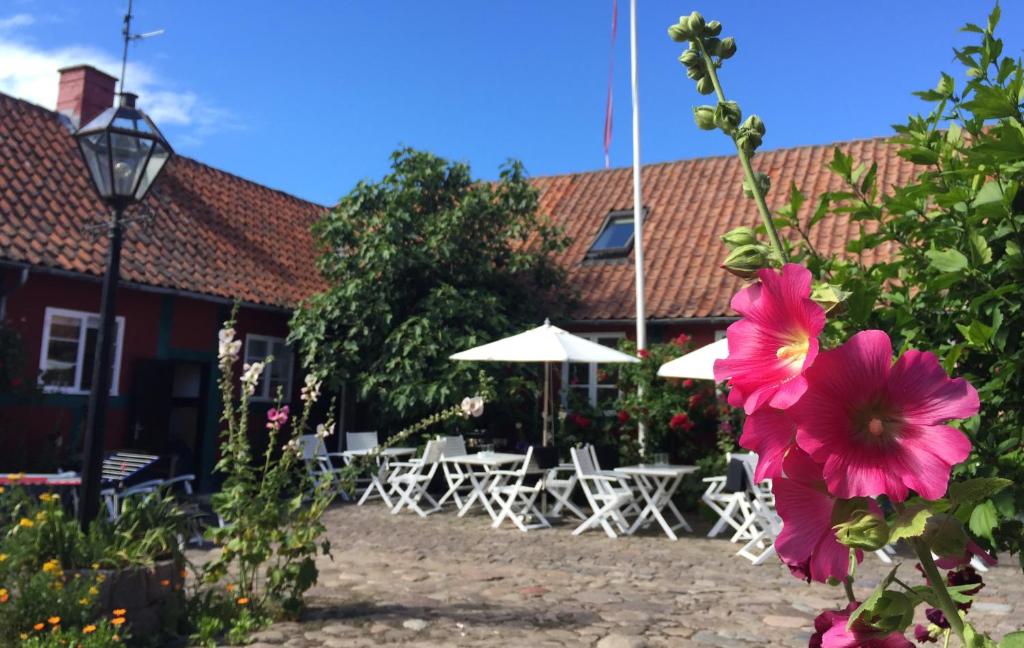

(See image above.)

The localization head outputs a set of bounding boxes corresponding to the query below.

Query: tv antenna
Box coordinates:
[119,0,165,95]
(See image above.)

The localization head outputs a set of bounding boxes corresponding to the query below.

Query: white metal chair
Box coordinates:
[388,440,444,517]
[570,445,635,539]
[488,446,551,532]
[437,435,474,508]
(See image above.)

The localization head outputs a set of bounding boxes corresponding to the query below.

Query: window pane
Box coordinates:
[80,323,118,393]
[596,387,618,411]
[568,363,590,386]
[50,315,81,341]
[591,218,634,251]
[246,339,268,362]
[595,365,617,386]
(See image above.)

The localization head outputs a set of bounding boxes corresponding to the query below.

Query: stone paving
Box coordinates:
[211,504,1023,647]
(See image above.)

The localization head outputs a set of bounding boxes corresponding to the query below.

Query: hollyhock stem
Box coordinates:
[913,539,966,644]
[842,577,856,604]
[695,40,789,265]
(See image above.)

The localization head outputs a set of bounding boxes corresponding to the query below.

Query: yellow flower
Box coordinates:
[33,622,44,631]
[236,597,249,606]
[79,597,91,605]
[19,633,27,640]
[8,473,24,482]
[39,493,52,502]
[0,588,8,603]
[113,608,126,617]
[42,559,61,573]
[0,553,6,561]
[225,583,234,592]
[34,511,46,521]
[160,579,170,587]
[47,616,60,625]
[83,624,96,634]
[91,562,100,570]
[0,486,5,493]
[18,517,33,528]
[89,586,99,596]
[111,617,126,627]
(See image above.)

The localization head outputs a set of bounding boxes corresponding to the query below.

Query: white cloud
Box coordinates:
[0,14,34,30]
[0,16,239,148]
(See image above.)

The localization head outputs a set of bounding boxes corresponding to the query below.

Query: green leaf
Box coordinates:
[963,86,1019,120]
[970,233,993,265]
[889,506,933,542]
[998,631,1024,648]
[964,621,998,648]
[949,478,1013,505]
[957,320,994,347]
[969,499,999,543]
[847,564,900,630]
[925,248,969,273]
[972,181,1007,216]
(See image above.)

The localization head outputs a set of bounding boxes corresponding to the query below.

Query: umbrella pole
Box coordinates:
[543,362,551,446]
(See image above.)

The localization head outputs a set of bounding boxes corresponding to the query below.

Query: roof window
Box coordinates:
[586,210,640,260]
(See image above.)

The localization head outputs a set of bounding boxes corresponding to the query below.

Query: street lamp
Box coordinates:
[74,91,172,526]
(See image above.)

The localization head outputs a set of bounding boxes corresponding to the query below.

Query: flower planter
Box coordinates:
[69,559,184,635]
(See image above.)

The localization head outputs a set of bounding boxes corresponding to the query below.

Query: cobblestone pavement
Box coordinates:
[225,504,1022,647]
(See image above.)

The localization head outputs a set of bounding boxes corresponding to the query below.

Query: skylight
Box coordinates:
[586,211,637,259]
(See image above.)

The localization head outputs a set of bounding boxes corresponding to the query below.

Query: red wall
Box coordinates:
[0,268,294,470]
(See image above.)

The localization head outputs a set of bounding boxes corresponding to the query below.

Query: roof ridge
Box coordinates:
[0,90,328,211]
[531,133,896,182]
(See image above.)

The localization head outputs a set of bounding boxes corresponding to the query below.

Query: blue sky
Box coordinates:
[1,1,1020,206]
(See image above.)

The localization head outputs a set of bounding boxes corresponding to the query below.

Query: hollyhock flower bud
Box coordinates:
[696,76,715,95]
[789,330,978,501]
[808,603,913,648]
[742,171,771,198]
[718,36,737,59]
[687,64,707,81]
[693,105,716,130]
[715,101,742,134]
[714,264,825,414]
[833,509,890,552]
[720,226,757,249]
[721,244,769,278]
[742,114,766,136]
[668,20,692,42]
[704,20,722,37]
[678,51,700,68]
[914,623,939,643]
[686,11,705,36]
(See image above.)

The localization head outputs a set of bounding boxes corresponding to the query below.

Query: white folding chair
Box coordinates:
[437,435,474,508]
[488,447,551,532]
[299,435,351,501]
[570,446,635,539]
[389,440,444,517]
[587,444,642,517]
[703,452,760,541]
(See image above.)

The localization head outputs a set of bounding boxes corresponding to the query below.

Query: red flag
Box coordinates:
[604,0,618,168]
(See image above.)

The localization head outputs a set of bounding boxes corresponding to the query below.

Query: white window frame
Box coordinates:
[562,332,625,413]
[244,334,295,403]
[38,307,125,396]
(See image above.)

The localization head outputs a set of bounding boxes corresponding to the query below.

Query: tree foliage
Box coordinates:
[289,148,572,428]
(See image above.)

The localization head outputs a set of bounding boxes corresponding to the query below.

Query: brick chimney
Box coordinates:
[56,65,117,128]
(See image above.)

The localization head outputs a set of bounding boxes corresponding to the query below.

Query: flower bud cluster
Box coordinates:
[719,226,770,279]
[301,373,322,404]
[241,361,265,397]
[218,327,242,370]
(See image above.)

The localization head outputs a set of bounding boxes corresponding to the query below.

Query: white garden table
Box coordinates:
[342,447,417,506]
[614,464,698,541]
[443,452,525,520]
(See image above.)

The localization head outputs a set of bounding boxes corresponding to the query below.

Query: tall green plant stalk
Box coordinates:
[692,39,789,265]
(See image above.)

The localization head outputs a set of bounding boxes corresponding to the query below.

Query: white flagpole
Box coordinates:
[629,0,648,452]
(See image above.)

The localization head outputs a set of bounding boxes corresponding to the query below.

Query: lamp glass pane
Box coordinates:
[78,133,112,198]
[135,141,169,201]
[110,132,152,198]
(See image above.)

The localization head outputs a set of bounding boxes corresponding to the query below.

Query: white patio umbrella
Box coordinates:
[450,319,640,446]
[657,338,730,381]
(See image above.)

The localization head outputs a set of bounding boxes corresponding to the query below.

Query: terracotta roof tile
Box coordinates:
[535,137,913,320]
[0,92,326,309]
[2,90,913,320]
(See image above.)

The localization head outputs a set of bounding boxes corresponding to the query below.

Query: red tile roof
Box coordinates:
[536,138,914,320]
[1,89,914,320]
[0,92,326,309]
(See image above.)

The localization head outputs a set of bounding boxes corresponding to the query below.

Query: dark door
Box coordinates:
[129,359,208,476]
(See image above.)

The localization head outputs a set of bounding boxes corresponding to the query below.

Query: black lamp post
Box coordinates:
[74,91,172,526]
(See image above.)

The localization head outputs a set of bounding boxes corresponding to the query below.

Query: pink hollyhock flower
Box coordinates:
[713,264,825,414]
[809,603,914,648]
[739,408,796,481]
[775,449,868,583]
[266,405,290,429]
[789,330,979,501]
